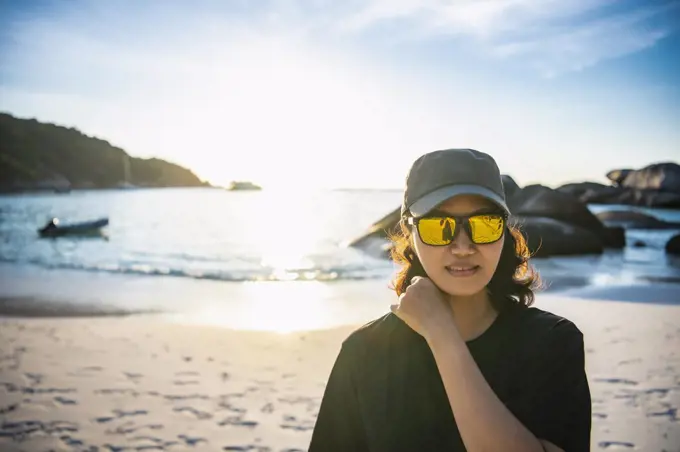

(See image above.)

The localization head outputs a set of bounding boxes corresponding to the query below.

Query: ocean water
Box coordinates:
[1,188,680,329]
[1,188,680,285]
[0,188,400,282]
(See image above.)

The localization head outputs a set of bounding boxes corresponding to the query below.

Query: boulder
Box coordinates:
[507,184,605,236]
[612,188,680,208]
[602,226,626,249]
[557,183,680,208]
[514,217,604,257]
[501,175,521,200]
[616,162,680,192]
[666,234,680,255]
[606,169,633,186]
[346,207,400,258]
[595,210,680,230]
[556,182,624,204]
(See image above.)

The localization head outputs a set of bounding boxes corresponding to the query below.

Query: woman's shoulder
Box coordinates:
[507,304,583,337]
[338,312,413,354]
[503,304,585,357]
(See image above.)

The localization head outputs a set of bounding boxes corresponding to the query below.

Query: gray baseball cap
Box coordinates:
[401,148,510,217]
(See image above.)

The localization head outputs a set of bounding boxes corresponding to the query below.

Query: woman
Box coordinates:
[308,149,592,452]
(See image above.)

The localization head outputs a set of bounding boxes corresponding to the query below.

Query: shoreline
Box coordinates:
[1,258,679,326]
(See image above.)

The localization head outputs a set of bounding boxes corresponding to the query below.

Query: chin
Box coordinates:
[432,272,491,298]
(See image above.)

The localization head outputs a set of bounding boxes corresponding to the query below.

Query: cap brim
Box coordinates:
[408,184,510,217]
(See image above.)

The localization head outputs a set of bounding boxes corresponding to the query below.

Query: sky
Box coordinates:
[1,0,679,189]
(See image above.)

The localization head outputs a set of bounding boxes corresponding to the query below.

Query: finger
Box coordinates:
[390,304,399,314]
[411,276,422,284]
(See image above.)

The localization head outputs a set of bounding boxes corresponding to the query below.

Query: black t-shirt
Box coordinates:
[308,303,592,452]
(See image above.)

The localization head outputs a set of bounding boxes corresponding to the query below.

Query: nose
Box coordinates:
[449,226,475,256]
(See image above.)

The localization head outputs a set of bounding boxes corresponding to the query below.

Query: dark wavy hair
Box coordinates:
[388,218,542,312]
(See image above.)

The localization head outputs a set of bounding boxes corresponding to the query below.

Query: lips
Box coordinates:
[445,265,480,277]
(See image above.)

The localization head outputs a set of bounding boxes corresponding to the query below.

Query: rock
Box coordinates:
[556,182,624,204]
[606,169,633,186]
[347,207,400,245]
[501,175,521,200]
[602,226,626,249]
[346,207,401,258]
[595,210,680,230]
[508,184,605,236]
[617,162,680,192]
[514,217,604,257]
[348,234,393,260]
[666,234,680,255]
[558,183,680,208]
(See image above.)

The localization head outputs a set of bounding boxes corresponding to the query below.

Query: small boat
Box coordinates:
[38,217,109,238]
[226,181,262,191]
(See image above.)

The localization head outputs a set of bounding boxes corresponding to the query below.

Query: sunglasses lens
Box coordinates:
[417,217,456,245]
[469,215,505,243]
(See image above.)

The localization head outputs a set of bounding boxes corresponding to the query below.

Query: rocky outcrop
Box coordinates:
[581,163,680,208]
[556,182,624,204]
[606,169,633,186]
[347,161,680,259]
[610,163,680,192]
[666,234,680,255]
[501,175,521,200]
[595,211,680,230]
[507,184,623,249]
[348,184,620,259]
[511,217,604,257]
[556,183,680,209]
[508,184,604,234]
[0,112,209,192]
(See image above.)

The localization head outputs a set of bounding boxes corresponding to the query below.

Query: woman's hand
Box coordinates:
[390,276,458,342]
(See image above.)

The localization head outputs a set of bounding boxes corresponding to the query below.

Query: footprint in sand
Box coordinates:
[594,378,638,386]
[24,372,43,385]
[172,379,199,386]
[598,440,635,449]
[173,406,213,420]
[0,403,18,415]
[95,409,149,423]
[261,403,274,414]
[54,396,77,405]
[178,434,207,446]
[106,421,163,435]
[223,446,271,451]
[280,415,314,431]
[124,371,144,383]
[217,416,259,428]
[646,407,678,421]
[0,420,78,440]
[175,371,200,376]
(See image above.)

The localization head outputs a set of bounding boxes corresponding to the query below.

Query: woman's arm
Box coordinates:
[427,327,553,452]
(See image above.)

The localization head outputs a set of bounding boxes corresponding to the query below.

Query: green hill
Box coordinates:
[0,112,209,192]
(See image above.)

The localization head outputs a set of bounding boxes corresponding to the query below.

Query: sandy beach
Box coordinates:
[1,293,679,452]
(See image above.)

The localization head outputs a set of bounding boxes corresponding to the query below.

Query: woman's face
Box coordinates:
[412,194,505,298]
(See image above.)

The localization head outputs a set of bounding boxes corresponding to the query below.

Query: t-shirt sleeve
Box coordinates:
[308,341,369,452]
[512,320,592,452]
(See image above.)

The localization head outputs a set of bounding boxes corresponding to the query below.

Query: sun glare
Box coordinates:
[239,189,325,279]
[187,281,337,333]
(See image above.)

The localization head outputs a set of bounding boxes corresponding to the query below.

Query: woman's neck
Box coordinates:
[447,290,498,342]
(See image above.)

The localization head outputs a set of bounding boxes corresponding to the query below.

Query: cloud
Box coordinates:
[335,0,679,76]
[1,0,678,188]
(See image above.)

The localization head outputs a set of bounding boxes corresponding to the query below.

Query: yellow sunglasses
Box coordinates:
[406,213,506,246]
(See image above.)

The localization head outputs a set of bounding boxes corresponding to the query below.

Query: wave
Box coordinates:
[0,257,396,283]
